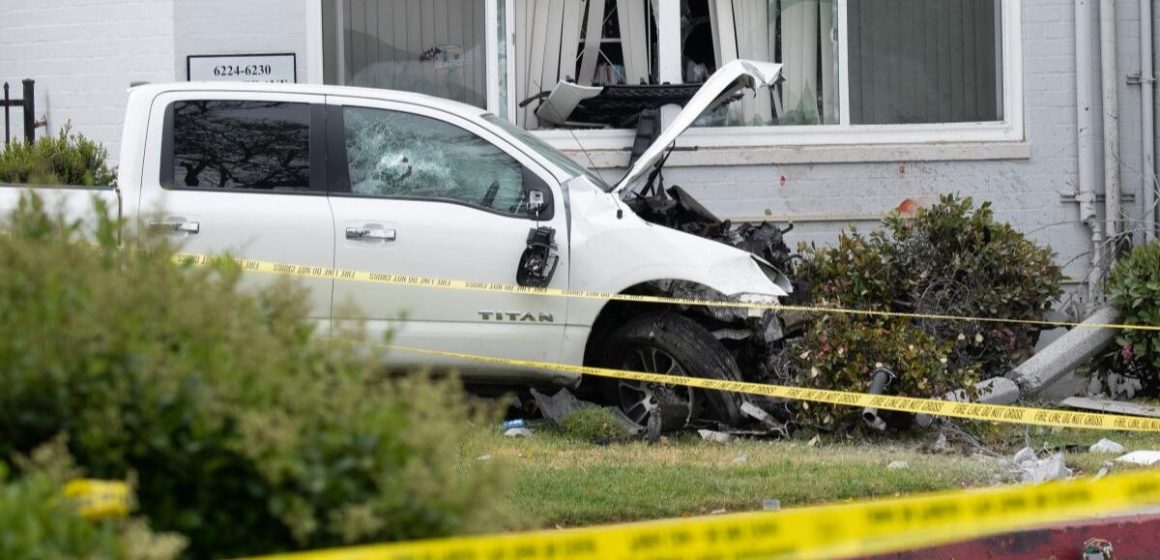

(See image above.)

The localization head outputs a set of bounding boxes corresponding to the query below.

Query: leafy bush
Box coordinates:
[1098,241,1160,394]
[0,438,186,560]
[794,195,1062,429]
[0,126,115,187]
[0,195,508,558]
[792,315,979,430]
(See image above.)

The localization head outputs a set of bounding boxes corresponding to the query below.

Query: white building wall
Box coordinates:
[0,0,175,159]
[173,0,308,83]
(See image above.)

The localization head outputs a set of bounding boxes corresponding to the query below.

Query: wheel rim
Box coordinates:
[616,347,696,430]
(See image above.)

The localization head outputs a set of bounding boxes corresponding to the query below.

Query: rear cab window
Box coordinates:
[161,100,324,193]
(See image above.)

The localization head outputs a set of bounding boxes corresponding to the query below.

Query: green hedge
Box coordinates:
[0,126,115,187]
[1101,240,1160,394]
[0,195,508,558]
[796,195,1063,430]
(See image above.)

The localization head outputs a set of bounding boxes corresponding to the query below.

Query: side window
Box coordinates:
[165,100,313,191]
[342,107,529,216]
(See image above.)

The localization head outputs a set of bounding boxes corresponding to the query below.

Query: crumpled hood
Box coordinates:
[611,60,783,194]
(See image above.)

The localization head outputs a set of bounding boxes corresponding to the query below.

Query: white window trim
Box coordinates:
[305,0,1026,163]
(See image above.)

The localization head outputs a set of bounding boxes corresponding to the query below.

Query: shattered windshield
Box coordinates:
[483,114,613,192]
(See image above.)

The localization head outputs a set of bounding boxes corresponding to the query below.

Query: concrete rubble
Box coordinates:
[1012,447,1073,483]
[1089,438,1126,454]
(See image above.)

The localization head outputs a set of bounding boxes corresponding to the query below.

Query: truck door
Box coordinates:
[137,92,335,322]
[325,97,570,374]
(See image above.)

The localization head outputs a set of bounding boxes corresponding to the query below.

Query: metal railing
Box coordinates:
[2,79,37,145]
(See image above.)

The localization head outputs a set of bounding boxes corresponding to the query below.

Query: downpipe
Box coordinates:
[1102,0,1123,245]
[1078,0,1106,303]
[1141,0,1157,241]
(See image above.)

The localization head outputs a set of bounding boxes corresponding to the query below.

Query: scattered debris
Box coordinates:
[504,428,533,438]
[1094,461,1114,480]
[920,433,953,454]
[1062,396,1160,418]
[731,453,749,465]
[1012,447,1073,483]
[861,368,895,431]
[1082,538,1115,560]
[530,388,644,436]
[887,460,909,470]
[476,454,492,462]
[502,419,527,431]
[762,499,781,511]
[807,435,821,447]
[740,401,790,438]
[710,508,728,515]
[1089,438,1126,454]
[1115,450,1160,466]
[698,429,737,444]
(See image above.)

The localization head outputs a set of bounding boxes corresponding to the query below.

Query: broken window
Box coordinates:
[682,0,840,126]
[342,107,527,215]
[512,0,659,129]
[318,0,1009,134]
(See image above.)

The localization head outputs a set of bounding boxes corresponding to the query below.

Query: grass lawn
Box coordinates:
[472,423,1160,530]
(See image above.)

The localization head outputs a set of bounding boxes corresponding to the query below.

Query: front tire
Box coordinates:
[597,312,744,430]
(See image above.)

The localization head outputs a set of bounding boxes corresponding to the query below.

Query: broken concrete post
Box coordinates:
[915,308,1118,427]
[861,368,894,431]
[1010,306,1120,396]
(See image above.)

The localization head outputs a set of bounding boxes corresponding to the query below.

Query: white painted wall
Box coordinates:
[173,0,308,84]
[0,0,175,160]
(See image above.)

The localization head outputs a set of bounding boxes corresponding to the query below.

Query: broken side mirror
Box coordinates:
[517,226,559,288]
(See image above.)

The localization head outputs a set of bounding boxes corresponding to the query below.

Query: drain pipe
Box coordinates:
[1141,0,1156,241]
[1078,0,1105,301]
[1101,0,1123,243]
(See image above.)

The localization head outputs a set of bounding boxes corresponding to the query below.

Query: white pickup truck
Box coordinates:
[0,61,796,430]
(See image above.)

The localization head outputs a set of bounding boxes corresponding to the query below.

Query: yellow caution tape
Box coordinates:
[238,468,1160,560]
[375,343,1160,432]
[173,252,1160,431]
[175,253,1160,333]
[63,479,131,520]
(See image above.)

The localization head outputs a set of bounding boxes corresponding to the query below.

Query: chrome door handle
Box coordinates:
[346,226,396,241]
[148,220,200,234]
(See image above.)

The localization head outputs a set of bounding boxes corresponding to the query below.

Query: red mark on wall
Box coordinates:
[779,175,787,187]
[898,162,907,176]
[896,198,920,216]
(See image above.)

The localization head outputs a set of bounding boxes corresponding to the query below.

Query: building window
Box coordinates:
[847,0,1002,124]
[316,0,1018,142]
[322,0,488,108]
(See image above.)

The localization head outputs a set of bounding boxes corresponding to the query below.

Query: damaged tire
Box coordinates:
[599,312,743,431]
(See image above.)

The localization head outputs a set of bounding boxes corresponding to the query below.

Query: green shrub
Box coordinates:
[1099,240,1160,394]
[0,439,186,560]
[794,195,1062,429]
[0,194,508,558]
[792,315,979,430]
[0,126,115,187]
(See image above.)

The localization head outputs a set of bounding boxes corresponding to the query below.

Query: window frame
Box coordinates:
[324,98,556,221]
[306,0,1024,154]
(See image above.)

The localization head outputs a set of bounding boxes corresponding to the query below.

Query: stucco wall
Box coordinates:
[0,0,175,159]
